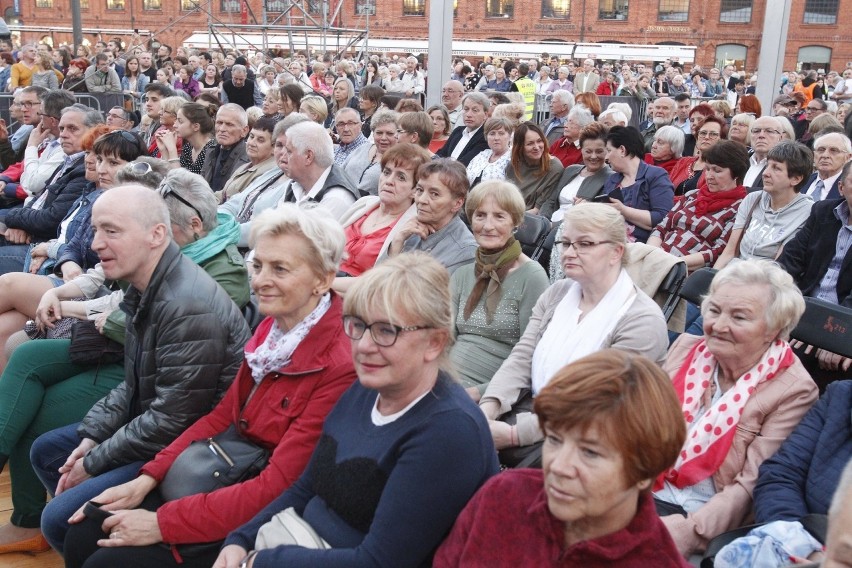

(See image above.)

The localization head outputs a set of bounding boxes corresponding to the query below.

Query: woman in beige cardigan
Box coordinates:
[478,204,669,466]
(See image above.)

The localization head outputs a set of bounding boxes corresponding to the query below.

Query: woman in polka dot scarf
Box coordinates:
[653,259,819,558]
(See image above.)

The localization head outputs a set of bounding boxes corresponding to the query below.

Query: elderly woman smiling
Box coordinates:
[61,205,356,568]
[478,204,669,466]
[386,159,477,274]
[450,181,549,394]
[212,253,499,568]
[655,260,818,557]
[436,350,689,567]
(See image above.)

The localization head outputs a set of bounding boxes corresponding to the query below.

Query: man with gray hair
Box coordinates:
[435,92,491,166]
[641,96,676,152]
[801,132,851,201]
[278,121,359,220]
[18,89,77,198]
[0,104,102,274]
[573,58,600,94]
[332,108,368,167]
[743,116,786,189]
[541,89,574,145]
[201,104,251,193]
[221,64,264,110]
[441,80,465,129]
[399,56,425,101]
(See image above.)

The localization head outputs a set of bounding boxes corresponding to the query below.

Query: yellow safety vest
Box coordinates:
[515,77,536,121]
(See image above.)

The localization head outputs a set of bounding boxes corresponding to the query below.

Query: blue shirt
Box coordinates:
[815,200,852,304]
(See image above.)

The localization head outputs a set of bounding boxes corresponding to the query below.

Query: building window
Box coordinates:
[106,0,125,9]
[402,0,425,16]
[143,0,162,9]
[542,0,570,18]
[35,0,53,7]
[355,0,375,15]
[658,0,688,21]
[599,0,628,20]
[221,0,240,12]
[486,0,514,18]
[803,0,837,24]
[181,0,197,9]
[265,0,287,11]
[80,0,89,8]
[719,0,751,22]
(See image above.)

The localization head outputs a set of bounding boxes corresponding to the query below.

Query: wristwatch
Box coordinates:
[239,551,258,568]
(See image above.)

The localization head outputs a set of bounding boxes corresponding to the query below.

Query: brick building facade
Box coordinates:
[5,0,851,72]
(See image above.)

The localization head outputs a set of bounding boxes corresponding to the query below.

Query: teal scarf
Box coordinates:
[181,212,240,264]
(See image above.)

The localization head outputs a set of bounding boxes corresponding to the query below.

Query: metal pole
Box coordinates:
[426,0,453,108]
[71,0,83,52]
[755,0,792,114]
[262,0,268,54]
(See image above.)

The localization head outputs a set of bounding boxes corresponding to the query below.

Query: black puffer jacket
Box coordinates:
[78,241,252,476]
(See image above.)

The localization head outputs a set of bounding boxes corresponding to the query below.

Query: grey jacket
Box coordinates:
[200,140,251,194]
[537,164,614,220]
[78,241,251,476]
[480,277,668,446]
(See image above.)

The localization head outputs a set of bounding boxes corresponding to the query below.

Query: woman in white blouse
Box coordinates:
[466,117,514,188]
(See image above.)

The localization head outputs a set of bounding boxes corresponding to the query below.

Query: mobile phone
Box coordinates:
[84,501,114,524]
[593,188,623,203]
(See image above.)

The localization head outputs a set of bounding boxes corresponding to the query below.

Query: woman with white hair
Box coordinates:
[382,63,405,93]
[656,260,818,557]
[546,66,573,93]
[550,105,595,167]
[645,125,684,177]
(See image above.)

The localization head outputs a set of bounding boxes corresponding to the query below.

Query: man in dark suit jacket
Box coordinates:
[435,92,490,166]
[800,132,850,201]
[778,164,852,307]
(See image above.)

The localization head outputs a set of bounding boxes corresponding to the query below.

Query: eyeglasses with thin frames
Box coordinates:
[557,239,615,253]
[342,315,432,347]
[159,181,204,221]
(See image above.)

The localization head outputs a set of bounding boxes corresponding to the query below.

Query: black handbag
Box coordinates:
[68,320,124,365]
[158,424,270,502]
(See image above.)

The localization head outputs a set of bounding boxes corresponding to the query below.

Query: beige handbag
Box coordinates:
[255,507,331,550]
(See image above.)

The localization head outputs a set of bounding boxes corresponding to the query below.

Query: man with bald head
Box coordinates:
[32,184,251,552]
[744,116,786,189]
[441,80,464,129]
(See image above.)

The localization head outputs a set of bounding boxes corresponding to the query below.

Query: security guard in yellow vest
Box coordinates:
[510,62,536,121]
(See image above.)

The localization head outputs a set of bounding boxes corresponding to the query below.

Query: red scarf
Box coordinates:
[693,184,746,216]
[655,339,795,490]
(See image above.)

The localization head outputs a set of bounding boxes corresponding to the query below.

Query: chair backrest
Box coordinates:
[678,267,718,306]
[515,212,552,261]
[660,261,688,321]
[790,297,852,359]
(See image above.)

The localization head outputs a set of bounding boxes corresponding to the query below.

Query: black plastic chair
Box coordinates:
[515,212,552,261]
[678,267,718,306]
[790,297,852,359]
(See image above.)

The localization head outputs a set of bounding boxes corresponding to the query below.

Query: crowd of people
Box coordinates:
[0,34,848,568]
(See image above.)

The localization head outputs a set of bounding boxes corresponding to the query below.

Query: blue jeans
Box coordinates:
[31,422,144,553]
[668,301,705,344]
[0,243,28,275]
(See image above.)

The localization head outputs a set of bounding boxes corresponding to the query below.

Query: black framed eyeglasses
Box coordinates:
[342,315,432,347]
[159,181,204,221]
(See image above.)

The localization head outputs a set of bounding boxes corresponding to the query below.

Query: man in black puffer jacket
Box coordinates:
[31,184,251,553]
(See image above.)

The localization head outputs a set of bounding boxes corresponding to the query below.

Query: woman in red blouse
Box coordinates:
[334,143,433,284]
[648,140,749,271]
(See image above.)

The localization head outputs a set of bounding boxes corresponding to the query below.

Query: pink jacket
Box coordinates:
[661,334,818,554]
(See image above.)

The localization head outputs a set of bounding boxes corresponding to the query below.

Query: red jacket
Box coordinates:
[435,469,689,567]
[549,137,583,168]
[141,294,357,544]
[596,82,616,96]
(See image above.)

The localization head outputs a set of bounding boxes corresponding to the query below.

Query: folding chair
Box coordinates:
[515,212,552,261]
[678,267,717,306]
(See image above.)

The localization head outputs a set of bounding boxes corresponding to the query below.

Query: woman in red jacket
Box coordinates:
[596,71,618,96]
[62,205,357,568]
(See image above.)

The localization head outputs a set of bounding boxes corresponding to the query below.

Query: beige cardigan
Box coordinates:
[480,277,669,446]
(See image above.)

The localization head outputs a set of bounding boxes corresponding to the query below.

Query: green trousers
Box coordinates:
[0,339,123,528]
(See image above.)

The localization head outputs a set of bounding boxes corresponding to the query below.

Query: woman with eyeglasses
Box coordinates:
[714,141,815,270]
[211,252,498,568]
[61,204,355,568]
[17,169,250,555]
[157,102,217,174]
[727,112,755,146]
[0,127,146,553]
[477,203,668,467]
[669,116,729,196]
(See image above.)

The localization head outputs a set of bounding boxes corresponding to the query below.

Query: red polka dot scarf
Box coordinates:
[656,338,795,490]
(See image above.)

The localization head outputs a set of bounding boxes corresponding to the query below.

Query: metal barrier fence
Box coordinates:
[0,92,131,130]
